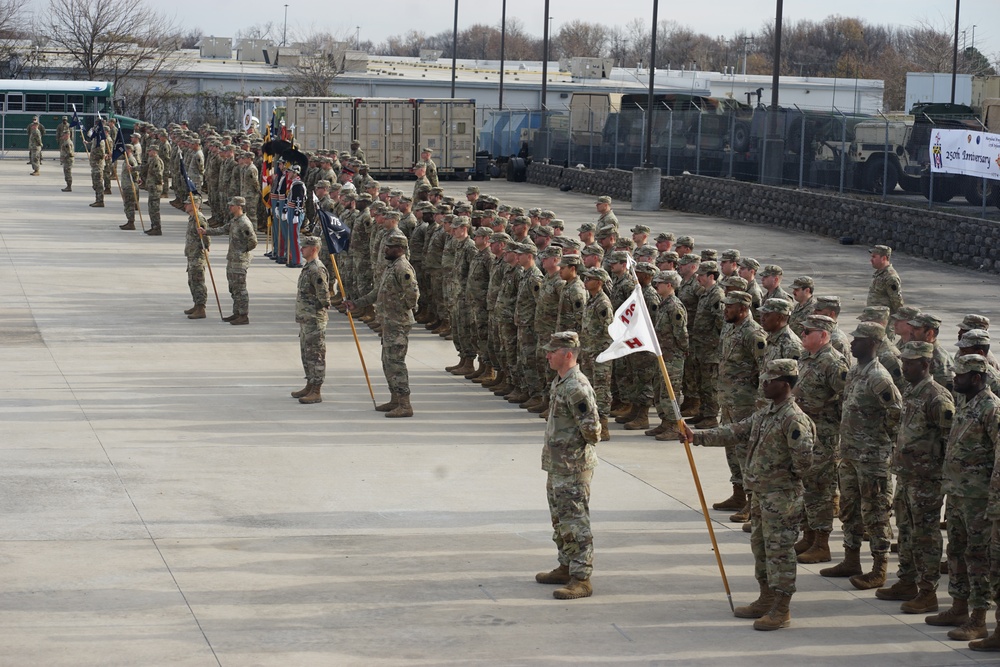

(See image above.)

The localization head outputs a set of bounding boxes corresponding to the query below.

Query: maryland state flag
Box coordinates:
[261,111,274,226]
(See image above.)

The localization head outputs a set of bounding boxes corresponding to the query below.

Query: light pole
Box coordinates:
[499,0,507,109]
[643,0,658,168]
[282,4,289,47]
[951,0,960,103]
[356,26,361,50]
[541,1,550,113]
[762,0,784,185]
[450,0,459,98]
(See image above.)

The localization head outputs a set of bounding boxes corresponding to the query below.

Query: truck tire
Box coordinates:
[508,157,527,183]
[962,177,1000,206]
[861,158,899,194]
[899,174,922,193]
[732,121,751,152]
[919,173,956,203]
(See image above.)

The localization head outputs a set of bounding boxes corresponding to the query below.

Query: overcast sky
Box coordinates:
[26,0,1000,64]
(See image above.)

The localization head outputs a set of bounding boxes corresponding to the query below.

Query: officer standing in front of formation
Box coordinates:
[199,196,258,325]
[182,195,209,320]
[291,236,331,405]
[143,143,163,234]
[683,359,816,631]
[28,115,43,175]
[58,125,74,192]
[346,234,419,418]
[534,331,601,601]
[868,245,904,315]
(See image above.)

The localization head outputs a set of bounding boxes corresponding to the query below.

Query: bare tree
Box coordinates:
[555,20,608,59]
[237,22,278,43]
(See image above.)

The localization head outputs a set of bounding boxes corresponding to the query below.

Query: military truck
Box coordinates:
[852,118,922,193]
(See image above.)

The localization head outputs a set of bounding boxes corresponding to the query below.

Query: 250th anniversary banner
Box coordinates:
[930,129,1000,181]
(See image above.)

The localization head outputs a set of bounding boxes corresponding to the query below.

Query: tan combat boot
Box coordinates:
[291,384,313,399]
[753,592,791,631]
[186,305,206,319]
[734,580,775,619]
[926,598,970,626]
[729,497,751,523]
[483,370,505,389]
[465,361,486,380]
[655,422,680,441]
[386,395,413,418]
[820,546,862,578]
[614,404,639,424]
[949,608,989,641]
[535,564,570,585]
[184,305,198,315]
[119,221,136,230]
[229,314,249,325]
[473,364,494,384]
[528,396,549,415]
[680,397,701,418]
[445,357,464,372]
[623,406,650,430]
[520,395,541,410]
[610,402,633,419]
[901,589,938,614]
[794,527,815,555]
[553,577,592,600]
[712,485,746,512]
[298,385,322,404]
[797,530,832,564]
[850,553,888,590]
[600,417,610,441]
[970,609,1000,651]
[375,393,399,412]
[875,579,918,601]
[644,420,668,437]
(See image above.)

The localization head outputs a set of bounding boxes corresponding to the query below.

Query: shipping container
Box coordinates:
[415,98,476,175]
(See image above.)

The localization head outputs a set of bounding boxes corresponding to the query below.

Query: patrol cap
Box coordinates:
[420,146,432,154]
[850,322,886,341]
[542,331,581,352]
[384,234,408,249]
[814,295,841,313]
[677,253,700,266]
[227,196,246,207]
[515,243,537,256]
[700,249,718,262]
[631,224,651,234]
[416,183,432,193]
[527,207,541,217]
[653,270,682,288]
[608,250,630,264]
[870,244,893,257]
[561,238,584,252]
[534,225,552,238]
[595,195,612,204]
[858,306,890,323]
[721,249,741,262]
[595,225,617,239]
[315,180,331,189]
[723,291,752,306]
[466,185,480,195]
[383,211,401,221]
[634,261,657,275]
[370,200,388,211]
[490,232,511,243]
[472,227,492,239]
[539,210,556,220]
[634,245,657,258]
[720,275,749,291]
[891,305,921,322]
[960,314,990,331]
[581,244,604,258]
[759,264,783,277]
[657,251,680,264]
[656,232,676,242]
[509,206,526,216]
[300,235,321,248]
[390,189,404,197]
[539,246,563,260]
[436,204,453,214]
[803,314,837,332]
[792,276,815,289]
[614,238,636,251]
[379,185,391,193]
[583,267,612,283]
[510,215,529,226]
[697,261,719,275]
[357,192,373,202]
[954,353,989,375]
[147,144,159,153]
[550,219,565,230]
[957,329,991,349]
[559,255,583,268]
[908,313,942,330]
[675,235,695,248]
[900,341,934,360]
[578,222,597,233]
[759,298,792,315]
[762,359,799,381]
[452,216,471,228]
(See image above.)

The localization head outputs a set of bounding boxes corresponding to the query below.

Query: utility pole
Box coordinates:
[541,0,550,112]
[356,26,361,50]
[499,0,507,109]
[951,0,960,104]
[644,0,658,168]
[282,4,289,47]
[450,0,459,98]
[762,0,784,185]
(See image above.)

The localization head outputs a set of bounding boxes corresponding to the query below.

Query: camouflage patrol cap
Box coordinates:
[634,261,657,275]
[657,251,680,264]
[227,196,246,207]
[369,201,388,212]
[870,244,892,257]
[534,225,552,238]
[614,238,636,251]
[315,180,331,188]
[850,322,886,341]
[538,246,563,260]
[759,264,783,277]
[792,276,815,289]
[631,224,651,234]
[954,353,989,375]
[957,329,991,349]
[413,201,434,212]
[420,146,432,154]
[357,193,373,202]
[858,306,891,324]
[510,215,529,226]
[583,267,612,283]
[473,227,492,239]
[653,270,682,288]
[890,305,921,322]
[697,261,719,275]
[515,242,537,256]
[147,144,159,153]
[379,185,391,193]
[720,275,749,291]
[721,249,741,262]
[452,216,471,228]
[579,222,598,233]
[675,235,695,248]
[595,195,612,204]
[677,253,700,266]
[413,162,426,170]
[814,295,841,313]
[656,232,676,242]
[559,255,583,269]
[466,185,480,195]
[542,331,581,352]
[549,219,565,230]
[581,244,604,258]
[384,210,402,221]
[595,225,617,239]
[723,291,752,307]
[528,208,541,217]
[300,235,321,248]
[497,204,511,213]
[634,245,657,259]
[908,313,942,330]
[436,204,453,214]
[390,189,403,197]
[540,210,556,220]
[416,183,432,193]
[510,206,526,216]
[900,341,934,360]
[960,314,991,331]
[384,234,408,249]
[760,298,793,315]
[561,238,584,252]
[608,250,630,264]
[490,232,511,243]
[803,314,837,333]
[700,249,718,262]
[762,358,800,380]
[454,201,472,213]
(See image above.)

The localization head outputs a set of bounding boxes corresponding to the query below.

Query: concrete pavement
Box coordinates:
[1,159,998,665]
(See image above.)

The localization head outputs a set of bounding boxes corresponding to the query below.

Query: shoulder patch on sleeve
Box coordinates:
[575,300,583,309]
[757,341,766,349]
[578,402,589,413]
[403,273,411,281]
[881,391,892,402]
[945,410,953,420]
[791,428,801,440]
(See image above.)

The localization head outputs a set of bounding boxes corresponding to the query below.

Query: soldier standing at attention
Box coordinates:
[58,126,74,192]
[117,143,140,231]
[926,354,999,642]
[143,144,163,233]
[821,322,901,589]
[788,276,817,337]
[534,331,601,600]
[647,270,688,442]
[688,261,725,428]
[291,236,331,405]
[182,195,210,320]
[594,195,618,229]
[683,359,816,631]
[760,265,792,303]
[867,245,904,316]
[349,139,366,164]
[579,268,614,441]
[199,197,258,325]
[874,341,953,613]
[346,234,420,417]
[28,116,43,175]
[419,147,438,187]
[88,127,106,208]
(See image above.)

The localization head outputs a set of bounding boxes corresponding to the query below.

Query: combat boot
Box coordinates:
[553,577,592,600]
[386,395,413,418]
[948,608,988,641]
[712,485,746,512]
[794,528,815,555]
[753,592,791,631]
[453,357,475,376]
[693,415,719,428]
[969,610,1000,651]
[529,396,549,415]
[186,305,206,320]
[298,385,322,404]
[145,227,162,236]
[291,384,313,399]
[229,314,249,325]
[445,357,464,372]
[797,530,832,564]
[483,370,505,389]
[623,407,650,430]
[184,305,198,315]
[600,417,610,441]
[926,598,970,626]
[729,498,751,523]
[655,422,680,441]
[61,186,72,192]
[875,579,918,601]
[614,404,638,424]
[89,201,104,207]
[644,420,668,437]
[104,186,113,195]
[535,564,570,585]
[901,589,938,614]
[850,553,888,590]
[520,396,541,410]
[222,313,239,322]
[465,361,486,380]
[425,319,440,331]
[820,547,862,578]
[492,381,513,396]
[119,221,135,230]
[506,390,529,404]
[375,393,399,412]
[538,407,549,420]
[734,580,775,619]
[680,397,701,418]
[610,402,633,419]
[473,364,494,384]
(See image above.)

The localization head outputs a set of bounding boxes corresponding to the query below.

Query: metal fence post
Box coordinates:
[877,110,890,199]
[666,104,673,177]
[614,109,620,169]
[728,107,736,178]
[794,105,805,188]
[834,106,846,194]
[695,102,703,176]
[588,103,594,168]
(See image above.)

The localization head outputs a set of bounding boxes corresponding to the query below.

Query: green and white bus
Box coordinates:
[0,79,139,153]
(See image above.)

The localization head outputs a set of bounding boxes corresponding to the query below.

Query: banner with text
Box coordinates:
[929,129,1000,181]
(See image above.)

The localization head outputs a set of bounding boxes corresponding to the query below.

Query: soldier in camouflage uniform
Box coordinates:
[143,144,163,233]
[788,276,816,337]
[510,244,544,406]
[117,143,140,230]
[909,313,956,395]
[347,234,420,418]
[448,218,478,375]
[820,322,901,590]
[58,127,74,192]
[618,262,661,430]
[291,236,331,405]
[688,261,725,427]
[580,267,614,440]
[873,341,953,614]
[607,251,637,418]
[956,314,1000,370]
[760,264,792,302]
[239,151,261,231]
[867,245,904,316]
[684,359,816,631]
[182,195,210,320]
[465,228,495,381]
[200,197,258,325]
[793,315,849,563]
[88,129,106,207]
[492,245,523,398]
[813,295,852,364]
[677,253,702,415]
[534,331,601,600]
[28,117,43,175]
[531,246,565,413]
[737,257,765,319]
[594,195,618,229]
[925,354,999,641]
[648,270,688,441]
[483,233,513,391]
[858,306,905,391]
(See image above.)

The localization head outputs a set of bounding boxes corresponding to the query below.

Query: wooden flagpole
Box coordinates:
[329,253,377,408]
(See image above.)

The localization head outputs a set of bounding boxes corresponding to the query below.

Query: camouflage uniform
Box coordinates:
[452,234,478,360]
[653,293,688,423]
[556,276,587,333]
[609,269,636,404]
[691,280,724,418]
[28,123,42,172]
[868,264,904,315]
[543,358,601,581]
[719,310,768,483]
[89,138,106,204]
[496,264,523,391]
[204,214,257,316]
[515,263,545,398]
[678,271,701,399]
[694,388,816,595]
[789,295,816,337]
[296,256,331,387]
[466,242,493,365]
[488,256,514,373]
[760,325,804,395]
[579,287,613,419]
[145,151,164,228]
[240,159,261,230]
[59,134,74,189]
[119,151,139,224]
[535,265,565,386]
[184,207,209,307]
